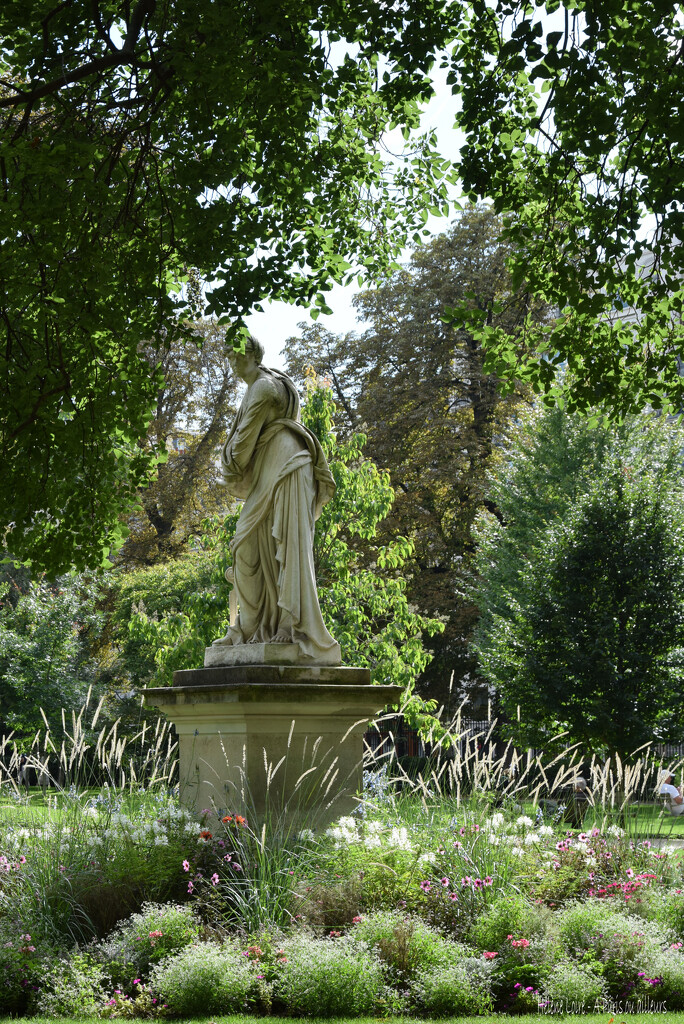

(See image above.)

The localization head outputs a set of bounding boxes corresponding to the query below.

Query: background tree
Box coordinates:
[0,0,454,574]
[119,318,238,566]
[4,3,684,574]
[449,2,684,415]
[0,572,103,739]
[127,377,444,730]
[285,208,547,707]
[471,406,684,757]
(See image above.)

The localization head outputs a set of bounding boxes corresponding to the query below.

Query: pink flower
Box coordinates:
[449,892,458,901]
[440,877,450,888]
[182,860,190,872]
[420,879,431,892]
[187,880,194,894]
[211,873,220,886]
[352,915,363,924]
[483,951,498,959]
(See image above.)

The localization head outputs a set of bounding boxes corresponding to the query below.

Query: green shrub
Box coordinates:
[150,941,255,1016]
[650,888,684,940]
[276,934,384,1017]
[599,928,662,1000]
[32,952,105,1016]
[0,925,43,1014]
[98,902,199,985]
[558,902,666,1000]
[647,948,684,1009]
[352,910,468,979]
[541,961,606,1012]
[557,901,633,955]
[469,892,550,950]
[411,962,493,1017]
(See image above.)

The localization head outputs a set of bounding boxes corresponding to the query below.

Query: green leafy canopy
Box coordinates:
[446,2,684,416]
[0,0,455,573]
[4,1,684,573]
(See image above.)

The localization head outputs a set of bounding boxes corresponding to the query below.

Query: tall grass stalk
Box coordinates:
[364,709,684,838]
[0,689,178,801]
[200,725,370,932]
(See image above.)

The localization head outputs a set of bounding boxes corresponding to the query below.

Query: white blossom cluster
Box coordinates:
[324,816,415,853]
[1,797,200,863]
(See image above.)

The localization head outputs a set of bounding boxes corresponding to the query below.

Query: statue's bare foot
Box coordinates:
[212,634,236,646]
[270,630,292,644]
[247,636,262,644]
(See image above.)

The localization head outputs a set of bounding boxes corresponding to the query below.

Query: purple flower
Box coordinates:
[420,879,431,892]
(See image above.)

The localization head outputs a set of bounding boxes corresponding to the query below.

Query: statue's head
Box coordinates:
[243,333,264,365]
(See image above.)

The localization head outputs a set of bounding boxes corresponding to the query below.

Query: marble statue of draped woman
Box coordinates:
[212,337,341,665]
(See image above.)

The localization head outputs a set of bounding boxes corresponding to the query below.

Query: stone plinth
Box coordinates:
[142,664,401,827]
[203,641,340,668]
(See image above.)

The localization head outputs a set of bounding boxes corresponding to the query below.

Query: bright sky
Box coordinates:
[244,65,464,369]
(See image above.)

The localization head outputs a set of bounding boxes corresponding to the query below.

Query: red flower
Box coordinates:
[199,830,213,840]
[483,951,498,959]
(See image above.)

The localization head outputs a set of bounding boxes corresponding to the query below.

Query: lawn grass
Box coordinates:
[9,1016,684,1023]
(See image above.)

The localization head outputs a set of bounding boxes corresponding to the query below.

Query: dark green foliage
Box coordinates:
[0,571,102,737]
[448,4,684,415]
[0,0,454,574]
[104,551,218,686]
[472,407,684,756]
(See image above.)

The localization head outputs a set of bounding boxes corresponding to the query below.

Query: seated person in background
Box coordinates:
[563,777,592,828]
[659,771,684,816]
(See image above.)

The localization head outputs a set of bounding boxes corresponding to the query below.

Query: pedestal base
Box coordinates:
[204,641,341,668]
[142,665,401,828]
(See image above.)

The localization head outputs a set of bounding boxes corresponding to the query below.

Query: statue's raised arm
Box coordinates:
[211,335,341,666]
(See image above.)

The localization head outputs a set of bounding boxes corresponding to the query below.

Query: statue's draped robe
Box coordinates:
[219,368,341,663]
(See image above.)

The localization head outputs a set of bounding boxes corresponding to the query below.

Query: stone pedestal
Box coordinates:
[142,663,401,828]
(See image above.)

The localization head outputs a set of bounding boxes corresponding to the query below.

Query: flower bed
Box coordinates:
[2,782,684,1018]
